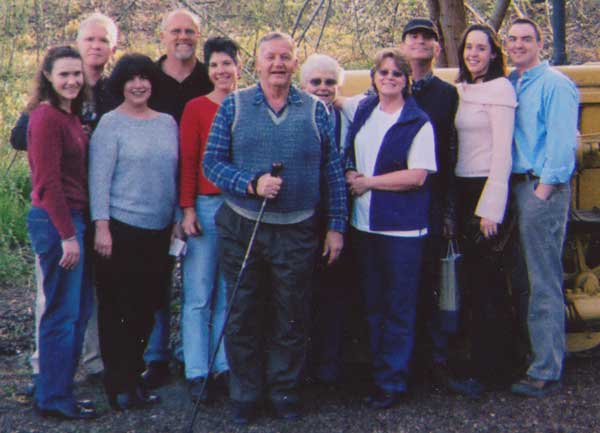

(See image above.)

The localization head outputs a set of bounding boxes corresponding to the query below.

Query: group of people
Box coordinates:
[15,6,579,426]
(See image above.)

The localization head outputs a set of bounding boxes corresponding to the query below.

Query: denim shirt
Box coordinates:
[509,61,579,184]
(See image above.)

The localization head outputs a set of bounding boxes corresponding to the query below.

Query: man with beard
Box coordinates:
[141,8,213,388]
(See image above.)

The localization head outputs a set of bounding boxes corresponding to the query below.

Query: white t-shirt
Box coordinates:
[349,103,437,237]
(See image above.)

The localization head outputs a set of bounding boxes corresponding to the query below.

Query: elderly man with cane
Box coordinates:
[203,31,347,425]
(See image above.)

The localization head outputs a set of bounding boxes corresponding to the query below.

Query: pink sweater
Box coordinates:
[455,77,517,223]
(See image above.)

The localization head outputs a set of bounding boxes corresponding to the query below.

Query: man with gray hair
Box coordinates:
[142,7,213,389]
[204,32,347,424]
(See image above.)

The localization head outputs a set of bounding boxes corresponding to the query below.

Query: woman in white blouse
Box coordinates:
[448,23,518,399]
[345,48,436,409]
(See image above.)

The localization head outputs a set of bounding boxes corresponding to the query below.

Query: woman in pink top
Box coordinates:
[447,24,518,398]
[25,46,96,420]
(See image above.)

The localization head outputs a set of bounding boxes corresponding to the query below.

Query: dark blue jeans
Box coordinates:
[353,229,424,393]
[27,207,92,413]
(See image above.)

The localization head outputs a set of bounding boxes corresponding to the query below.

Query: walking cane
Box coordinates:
[186,162,284,433]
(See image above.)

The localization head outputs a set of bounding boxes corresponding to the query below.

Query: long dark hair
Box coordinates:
[26,45,88,115]
[457,24,507,84]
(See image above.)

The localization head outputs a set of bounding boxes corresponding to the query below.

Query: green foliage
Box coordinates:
[0,150,33,287]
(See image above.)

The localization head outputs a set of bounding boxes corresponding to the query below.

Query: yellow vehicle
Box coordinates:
[340,64,600,352]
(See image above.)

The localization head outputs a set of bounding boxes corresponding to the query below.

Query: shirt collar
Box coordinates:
[253,82,303,106]
[509,60,549,83]
[411,71,434,95]
[156,54,202,83]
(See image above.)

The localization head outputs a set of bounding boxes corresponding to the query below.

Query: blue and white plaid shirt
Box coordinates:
[203,83,347,233]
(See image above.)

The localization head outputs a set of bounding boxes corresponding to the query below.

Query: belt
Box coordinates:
[511,172,540,182]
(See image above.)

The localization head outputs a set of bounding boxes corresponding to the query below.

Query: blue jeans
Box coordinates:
[512,179,570,381]
[182,195,228,379]
[353,229,424,393]
[27,207,92,412]
[145,291,171,365]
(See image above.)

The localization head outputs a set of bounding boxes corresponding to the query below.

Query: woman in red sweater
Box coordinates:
[25,46,96,420]
[179,36,241,403]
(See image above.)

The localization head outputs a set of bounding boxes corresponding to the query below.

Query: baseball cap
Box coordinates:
[402,18,439,41]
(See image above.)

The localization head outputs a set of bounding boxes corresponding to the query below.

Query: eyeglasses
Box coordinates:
[377,69,403,78]
[309,78,338,87]
[169,28,197,37]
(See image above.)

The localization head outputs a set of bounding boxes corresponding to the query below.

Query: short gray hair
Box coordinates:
[161,8,201,32]
[77,12,118,49]
[300,53,344,87]
[258,32,296,56]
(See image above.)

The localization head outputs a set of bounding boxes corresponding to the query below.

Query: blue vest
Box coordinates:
[226,85,323,223]
[347,95,431,231]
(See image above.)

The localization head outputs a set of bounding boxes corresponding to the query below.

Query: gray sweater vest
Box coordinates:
[225,86,323,224]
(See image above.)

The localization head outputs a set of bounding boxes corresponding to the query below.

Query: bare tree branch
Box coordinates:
[464,2,486,24]
[489,0,511,30]
[180,0,255,79]
[511,0,526,18]
[296,0,326,44]
[291,0,312,37]
[315,0,332,51]
[352,0,368,59]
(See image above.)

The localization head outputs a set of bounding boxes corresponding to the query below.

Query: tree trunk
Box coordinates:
[427,0,448,66]
[437,0,467,66]
[490,0,511,31]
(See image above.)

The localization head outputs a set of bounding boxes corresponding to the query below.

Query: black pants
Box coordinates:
[95,218,171,395]
[215,204,318,404]
[456,177,517,385]
[308,231,363,382]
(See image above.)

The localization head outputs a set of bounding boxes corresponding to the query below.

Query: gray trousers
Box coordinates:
[512,178,570,381]
[215,204,318,403]
[31,255,104,376]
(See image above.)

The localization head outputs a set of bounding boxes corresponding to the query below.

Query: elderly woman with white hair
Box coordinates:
[300,53,355,386]
[300,54,349,158]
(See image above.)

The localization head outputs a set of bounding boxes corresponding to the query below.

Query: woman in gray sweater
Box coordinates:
[89,54,178,411]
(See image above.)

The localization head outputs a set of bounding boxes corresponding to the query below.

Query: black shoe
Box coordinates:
[188,377,210,404]
[431,361,451,388]
[366,388,405,410]
[448,377,485,399]
[231,400,258,425]
[109,392,138,412]
[510,376,561,398]
[271,398,302,421]
[85,371,104,385]
[141,361,170,389]
[212,370,230,394]
[76,399,95,410]
[135,385,161,406]
[35,404,98,420]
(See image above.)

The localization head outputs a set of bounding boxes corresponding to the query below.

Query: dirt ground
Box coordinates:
[2,282,600,433]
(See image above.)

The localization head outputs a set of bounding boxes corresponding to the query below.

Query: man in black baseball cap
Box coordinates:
[402,18,439,41]
[400,16,458,391]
